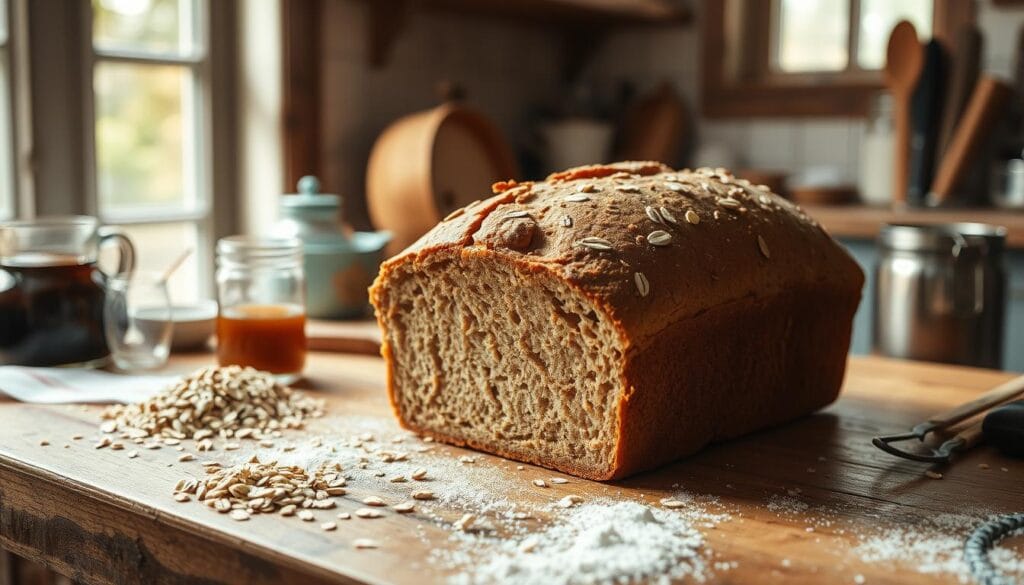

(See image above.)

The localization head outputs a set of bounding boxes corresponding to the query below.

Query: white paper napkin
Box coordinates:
[0,366,178,404]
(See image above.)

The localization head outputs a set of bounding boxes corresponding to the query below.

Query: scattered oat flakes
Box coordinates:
[393,502,415,513]
[924,470,943,479]
[353,538,379,549]
[533,479,548,488]
[321,522,337,532]
[557,495,583,508]
[411,490,435,501]
[454,513,477,532]
[355,508,383,519]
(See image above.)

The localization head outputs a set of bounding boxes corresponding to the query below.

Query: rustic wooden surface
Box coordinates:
[0,353,1022,585]
[803,204,1024,248]
[306,320,381,356]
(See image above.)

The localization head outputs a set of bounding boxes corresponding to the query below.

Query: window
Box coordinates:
[89,0,210,303]
[0,0,14,220]
[772,0,933,74]
[702,0,972,117]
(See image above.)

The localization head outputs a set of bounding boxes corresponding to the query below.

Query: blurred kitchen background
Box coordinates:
[3,0,1024,369]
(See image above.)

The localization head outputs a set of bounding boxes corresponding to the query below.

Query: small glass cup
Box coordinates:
[103,271,173,371]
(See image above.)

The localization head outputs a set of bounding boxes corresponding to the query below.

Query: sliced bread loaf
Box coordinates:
[370,162,864,480]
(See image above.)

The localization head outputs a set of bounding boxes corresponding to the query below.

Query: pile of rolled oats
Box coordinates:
[174,455,346,522]
[100,366,323,443]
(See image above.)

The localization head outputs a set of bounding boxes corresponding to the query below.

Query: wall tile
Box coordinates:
[745,121,800,172]
[797,120,855,179]
[977,0,1024,68]
[697,120,749,167]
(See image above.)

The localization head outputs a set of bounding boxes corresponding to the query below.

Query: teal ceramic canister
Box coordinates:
[274,176,391,319]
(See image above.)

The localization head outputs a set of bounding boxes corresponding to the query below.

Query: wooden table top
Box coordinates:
[0,353,1021,585]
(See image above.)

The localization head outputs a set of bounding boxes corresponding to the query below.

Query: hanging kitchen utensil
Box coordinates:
[367,85,519,256]
[872,373,1024,463]
[930,77,1014,204]
[884,21,925,206]
[614,82,687,165]
[936,26,982,159]
[907,39,946,205]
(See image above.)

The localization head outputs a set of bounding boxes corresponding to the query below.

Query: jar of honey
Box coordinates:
[215,236,306,382]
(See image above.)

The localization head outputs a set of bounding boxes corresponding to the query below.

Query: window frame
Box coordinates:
[82,0,215,296]
[0,0,17,220]
[701,0,975,118]
[15,0,238,298]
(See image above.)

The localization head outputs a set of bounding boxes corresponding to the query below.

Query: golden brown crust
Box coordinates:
[377,162,863,347]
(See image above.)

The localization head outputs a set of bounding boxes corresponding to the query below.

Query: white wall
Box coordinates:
[319,1,565,227]
[580,0,1024,181]
[237,0,284,237]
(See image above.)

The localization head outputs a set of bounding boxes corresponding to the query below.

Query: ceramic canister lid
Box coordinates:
[283,176,341,210]
[276,176,390,255]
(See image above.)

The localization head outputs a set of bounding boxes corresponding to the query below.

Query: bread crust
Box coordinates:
[370,162,865,480]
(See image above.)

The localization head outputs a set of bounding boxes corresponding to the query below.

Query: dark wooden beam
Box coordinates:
[281,0,323,192]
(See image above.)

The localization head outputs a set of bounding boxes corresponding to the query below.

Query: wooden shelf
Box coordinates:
[418,0,692,25]
[364,0,691,76]
[803,204,1024,249]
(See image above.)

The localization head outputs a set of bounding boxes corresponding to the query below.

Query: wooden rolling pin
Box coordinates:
[930,76,1013,203]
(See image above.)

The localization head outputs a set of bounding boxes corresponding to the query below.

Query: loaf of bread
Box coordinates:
[370,162,864,480]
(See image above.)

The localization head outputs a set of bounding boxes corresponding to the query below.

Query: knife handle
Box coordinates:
[925,374,1024,430]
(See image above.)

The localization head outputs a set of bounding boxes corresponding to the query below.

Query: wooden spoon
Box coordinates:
[937,26,982,159]
[884,21,924,206]
[930,77,1013,202]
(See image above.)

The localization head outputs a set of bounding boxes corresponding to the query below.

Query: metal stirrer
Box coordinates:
[872,374,1024,463]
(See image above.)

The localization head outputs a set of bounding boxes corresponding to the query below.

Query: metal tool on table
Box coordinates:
[872,374,1024,463]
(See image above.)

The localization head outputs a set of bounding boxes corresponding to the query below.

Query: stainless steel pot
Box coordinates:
[873,223,1007,368]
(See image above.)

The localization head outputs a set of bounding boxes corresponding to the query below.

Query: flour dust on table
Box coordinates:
[81,366,1024,585]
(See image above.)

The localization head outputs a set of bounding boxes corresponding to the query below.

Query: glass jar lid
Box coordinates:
[217,236,303,269]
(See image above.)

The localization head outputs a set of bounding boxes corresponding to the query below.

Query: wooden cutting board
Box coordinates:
[0,353,1021,584]
[306,319,382,355]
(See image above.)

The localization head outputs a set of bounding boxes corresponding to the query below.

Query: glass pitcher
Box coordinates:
[0,216,135,366]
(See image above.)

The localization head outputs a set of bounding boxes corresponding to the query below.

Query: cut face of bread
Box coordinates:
[376,252,624,478]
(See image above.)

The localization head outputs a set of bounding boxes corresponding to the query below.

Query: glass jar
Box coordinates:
[859,93,895,207]
[215,236,306,382]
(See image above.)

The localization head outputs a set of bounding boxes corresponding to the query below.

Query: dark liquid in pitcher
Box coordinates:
[0,254,109,366]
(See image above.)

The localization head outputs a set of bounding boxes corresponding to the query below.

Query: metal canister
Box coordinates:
[873,223,1007,368]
